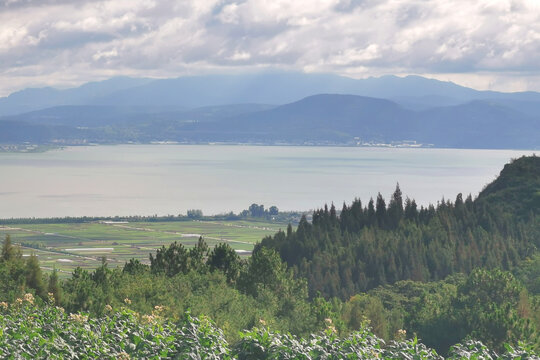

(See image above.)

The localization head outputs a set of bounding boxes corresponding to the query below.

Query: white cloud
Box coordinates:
[92,48,118,61]
[1,0,540,95]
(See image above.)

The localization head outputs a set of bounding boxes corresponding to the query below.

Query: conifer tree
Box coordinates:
[25,253,46,298]
[387,184,404,229]
[48,269,62,304]
[1,235,20,262]
[375,193,387,228]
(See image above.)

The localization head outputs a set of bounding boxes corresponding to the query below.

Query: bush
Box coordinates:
[0,298,537,359]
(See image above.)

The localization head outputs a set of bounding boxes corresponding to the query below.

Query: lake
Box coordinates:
[0,145,535,218]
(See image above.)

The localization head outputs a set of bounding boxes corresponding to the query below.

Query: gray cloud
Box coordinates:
[1,0,540,95]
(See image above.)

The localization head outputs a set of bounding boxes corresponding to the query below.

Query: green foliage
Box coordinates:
[477,155,540,217]
[1,234,19,261]
[0,298,231,359]
[342,293,402,339]
[2,158,538,357]
[244,203,279,218]
[339,270,539,355]
[187,209,204,219]
[0,291,538,359]
[25,253,46,298]
[122,258,149,275]
[0,234,28,302]
[260,157,540,300]
[513,253,540,295]
[47,269,62,305]
[149,237,209,277]
[453,269,537,352]
[208,242,242,284]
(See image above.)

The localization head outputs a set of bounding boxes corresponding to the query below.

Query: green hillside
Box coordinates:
[259,155,540,299]
[476,155,540,216]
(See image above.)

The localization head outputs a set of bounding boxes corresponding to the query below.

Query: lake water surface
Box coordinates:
[0,145,535,218]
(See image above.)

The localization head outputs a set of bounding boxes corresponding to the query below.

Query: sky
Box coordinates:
[1,0,540,96]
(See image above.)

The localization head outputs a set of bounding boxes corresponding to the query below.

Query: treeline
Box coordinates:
[0,203,295,225]
[258,156,539,300]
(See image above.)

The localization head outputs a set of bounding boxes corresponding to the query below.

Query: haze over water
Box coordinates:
[0,145,535,219]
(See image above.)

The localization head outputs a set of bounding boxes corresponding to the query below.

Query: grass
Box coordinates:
[0,218,289,277]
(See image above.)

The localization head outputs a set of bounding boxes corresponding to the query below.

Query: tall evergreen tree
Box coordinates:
[375,193,387,229]
[387,184,404,229]
[25,253,46,298]
[1,235,20,262]
[48,269,62,304]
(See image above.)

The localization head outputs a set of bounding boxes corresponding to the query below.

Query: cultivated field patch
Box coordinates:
[0,219,288,276]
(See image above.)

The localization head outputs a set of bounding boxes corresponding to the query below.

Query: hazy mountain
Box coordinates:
[0,77,152,116]
[191,94,417,143]
[1,75,539,149]
[0,103,274,127]
[85,73,540,110]
[4,72,540,116]
[0,120,94,143]
[415,100,539,148]
[195,95,539,149]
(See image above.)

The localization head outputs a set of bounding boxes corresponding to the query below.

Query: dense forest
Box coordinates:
[0,155,539,357]
[259,155,540,299]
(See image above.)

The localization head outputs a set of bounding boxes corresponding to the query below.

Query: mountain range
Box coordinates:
[0,72,539,149]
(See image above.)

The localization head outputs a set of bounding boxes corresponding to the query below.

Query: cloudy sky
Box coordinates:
[1,0,540,96]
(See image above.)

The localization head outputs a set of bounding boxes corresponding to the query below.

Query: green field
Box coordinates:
[0,219,289,277]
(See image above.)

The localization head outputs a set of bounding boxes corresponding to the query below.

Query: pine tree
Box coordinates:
[367,198,376,226]
[1,234,21,262]
[375,193,387,229]
[387,184,404,229]
[25,253,46,298]
[48,269,62,304]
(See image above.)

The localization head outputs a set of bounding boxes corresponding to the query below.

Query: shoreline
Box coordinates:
[0,141,537,153]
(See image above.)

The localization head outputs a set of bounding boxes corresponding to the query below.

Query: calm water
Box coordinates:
[0,145,535,218]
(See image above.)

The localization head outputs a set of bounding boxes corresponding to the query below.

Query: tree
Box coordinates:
[404,197,418,222]
[48,269,62,304]
[188,237,209,272]
[150,241,189,277]
[367,198,376,226]
[1,235,21,262]
[207,242,242,284]
[238,247,290,297]
[375,193,387,228]
[454,269,536,351]
[123,258,149,275]
[387,184,404,229]
[249,203,265,217]
[25,253,46,298]
[268,206,279,216]
[187,209,203,219]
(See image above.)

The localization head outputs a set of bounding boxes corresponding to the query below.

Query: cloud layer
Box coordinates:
[1,0,540,95]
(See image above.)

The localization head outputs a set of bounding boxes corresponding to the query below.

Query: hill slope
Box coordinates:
[476,155,540,216]
[258,156,540,299]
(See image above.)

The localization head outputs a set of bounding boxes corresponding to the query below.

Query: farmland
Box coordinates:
[0,218,289,276]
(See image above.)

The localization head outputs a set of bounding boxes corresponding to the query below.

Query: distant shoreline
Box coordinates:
[0,141,537,153]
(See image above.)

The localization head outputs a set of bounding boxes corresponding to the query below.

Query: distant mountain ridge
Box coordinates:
[4,72,540,116]
[1,73,539,149]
